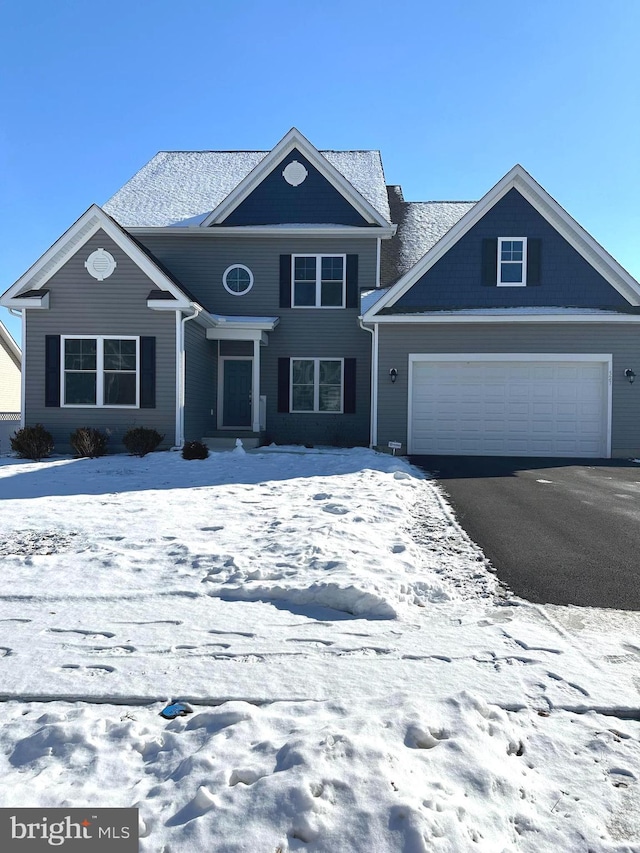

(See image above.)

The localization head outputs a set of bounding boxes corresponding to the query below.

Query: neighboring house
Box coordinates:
[0,320,21,411]
[1,129,639,458]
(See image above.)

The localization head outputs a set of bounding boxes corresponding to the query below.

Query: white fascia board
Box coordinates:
[206,316,279,332]
[200,128,391,228]
[363,164,640,320]
[369,312,640,324]
[0,321,21,363]
[1,204,193,306]
[147,299,191,311]
[128,225,396,238]
[206,329,270,344]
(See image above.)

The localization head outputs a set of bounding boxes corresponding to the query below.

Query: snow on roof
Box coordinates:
[360,288,390,314]
[103,150,390,227]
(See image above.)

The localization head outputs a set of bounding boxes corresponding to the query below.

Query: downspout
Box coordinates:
[359,318,377,449]
[8,308,25,427]
[171,305,201,450]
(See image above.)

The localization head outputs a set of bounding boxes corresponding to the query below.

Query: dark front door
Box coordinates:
[223,359,252,427]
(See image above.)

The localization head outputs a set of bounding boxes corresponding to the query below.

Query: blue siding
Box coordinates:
[220,149,370,227]
[394,189,631,310]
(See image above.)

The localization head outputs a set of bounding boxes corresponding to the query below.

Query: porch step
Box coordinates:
[202,433,263,451]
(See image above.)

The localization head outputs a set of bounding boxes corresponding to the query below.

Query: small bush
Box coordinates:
[70,427,108,458]
[182,440,209,460]
[11,424,54,461]
[122,427,164,457]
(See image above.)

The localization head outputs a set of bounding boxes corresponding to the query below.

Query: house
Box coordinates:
[1,129,639,458]
[0,320,21,412]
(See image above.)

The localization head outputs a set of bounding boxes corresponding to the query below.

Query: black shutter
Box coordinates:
[280,255,292,307]
[345,255,359,308]
[481,239,498,286]
[277,357,290,412]
[343,358,356,413]
[527,239,541,286]
[140,336,156,408]
[45,335,61,407]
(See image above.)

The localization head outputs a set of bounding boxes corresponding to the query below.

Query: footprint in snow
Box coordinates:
[60,664,115,674]
[390,544,406,554]
[48,628,115,639]
[312,493,332,500]
[322,504,349,515]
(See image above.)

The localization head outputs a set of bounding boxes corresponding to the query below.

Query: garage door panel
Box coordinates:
[410,359,608,457]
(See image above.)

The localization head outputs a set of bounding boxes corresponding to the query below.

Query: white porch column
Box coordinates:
[252,338,261,432]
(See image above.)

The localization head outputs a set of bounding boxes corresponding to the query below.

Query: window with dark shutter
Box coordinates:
[343,358,356,413]
[277,357,290,412]
[527,238,542,286]
[481,239,498,286]
[345,255,359,308]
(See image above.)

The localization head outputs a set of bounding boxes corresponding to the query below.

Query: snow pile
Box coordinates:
[1,694,638,852]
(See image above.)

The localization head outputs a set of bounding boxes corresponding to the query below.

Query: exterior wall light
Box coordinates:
[389,368,398,383]
[625,368,636,384]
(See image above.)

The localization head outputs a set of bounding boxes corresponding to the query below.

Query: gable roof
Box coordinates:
[103,130,391,227]
[365,164,640,319]
[0,205,196,309]
[0,320,21,367]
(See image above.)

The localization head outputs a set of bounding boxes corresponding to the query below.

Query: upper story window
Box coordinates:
[223,264,254,296]
[62,336,138,407]
[498,238,527,286]
[292,255,346,307]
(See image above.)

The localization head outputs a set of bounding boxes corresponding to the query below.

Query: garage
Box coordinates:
[408,354,611,457]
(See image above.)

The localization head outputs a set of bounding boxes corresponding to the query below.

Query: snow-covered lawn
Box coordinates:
[0,447,638,852]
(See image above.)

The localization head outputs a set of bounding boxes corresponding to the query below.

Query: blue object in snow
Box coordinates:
[160,701,193,719]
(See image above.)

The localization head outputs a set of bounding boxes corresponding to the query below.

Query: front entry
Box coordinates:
[222,359,252,427]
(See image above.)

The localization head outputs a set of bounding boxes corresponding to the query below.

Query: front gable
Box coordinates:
[202,128,391,229]
[219,147,371,227]
[364,165,640,320]
[392,188,632,311]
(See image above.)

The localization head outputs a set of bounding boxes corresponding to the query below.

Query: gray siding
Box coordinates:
[377,323,640,457]
[136,235,377,315]
[25,230,177,452]
[393,189,631,311]
[137,234,377,446]
[184,321,216,441]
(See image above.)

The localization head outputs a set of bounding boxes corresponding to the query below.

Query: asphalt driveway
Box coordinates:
[410,456,640,610]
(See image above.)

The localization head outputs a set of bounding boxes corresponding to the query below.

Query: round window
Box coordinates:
[223,264,254,296]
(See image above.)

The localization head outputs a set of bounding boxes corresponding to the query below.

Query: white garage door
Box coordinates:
[409,357,610,457]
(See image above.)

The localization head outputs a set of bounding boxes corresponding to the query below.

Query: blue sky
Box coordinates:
[1,0,639,344]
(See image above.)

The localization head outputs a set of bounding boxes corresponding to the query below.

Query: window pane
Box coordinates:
[292,386,314,411]
[294,257,316,281]
[501,262,523,283]
[294,281,316,306]
[104,372,137,405]
[319,385,341,412]
[104,339,137,371]
[320,280,343,306]
[501,241,512,260]
[226,267,251,293]
[65,372,96,405]
[319,360,342,385]
[321,256,343,280]
[292,360,314,385]
[65,339,96,370]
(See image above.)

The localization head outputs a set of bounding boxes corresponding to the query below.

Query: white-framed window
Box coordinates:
[223,264,254,296]
[292,255,346,308]
[291,358,343,413]
[498,238,527,286]
[62,336,139,407]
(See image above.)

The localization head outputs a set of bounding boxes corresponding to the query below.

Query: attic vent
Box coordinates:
[282,160,308,187]
[85,248,116,281]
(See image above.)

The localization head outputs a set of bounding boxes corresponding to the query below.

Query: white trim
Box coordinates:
[1,205,193,308]
[222,264,254,296]
[7,293,50,309]
[368,312,640,324]
[20,311,26,427]
[174,311,182,448]
[207,328,269,344]
[218,356,254,429]
[290,357,344,414]
[291,254,346,309]
[375,238,381,288]
[497,237,527,287]
[128,225,396,238]
[60,335,139,409]
[252,339,261,433]
[406,353,612,457]
[201,128,391,228]
[362,164,640,320]
[372,324,379,446]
